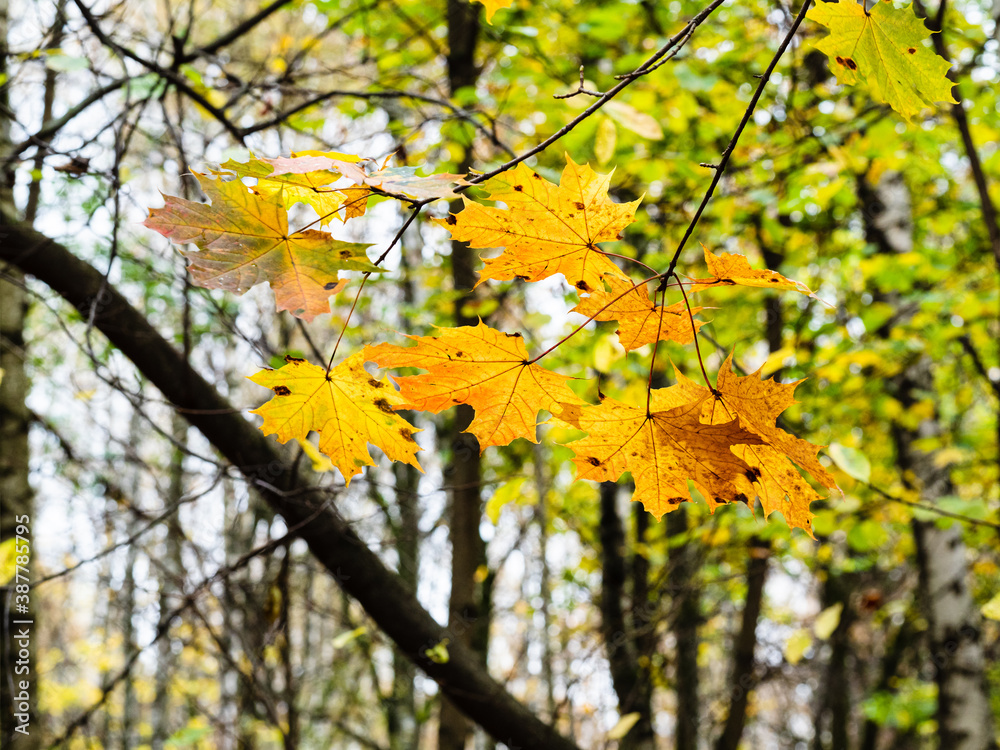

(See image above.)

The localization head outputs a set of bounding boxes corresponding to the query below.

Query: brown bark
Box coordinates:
[714,539,769,750]
[667,507,699,750]
[438,2,489,748]
[598,483,655,749]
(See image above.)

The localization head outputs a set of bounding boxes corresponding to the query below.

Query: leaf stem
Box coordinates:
[675,273,713,391]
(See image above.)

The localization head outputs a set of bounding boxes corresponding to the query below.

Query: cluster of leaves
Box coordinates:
[143,0,960,536]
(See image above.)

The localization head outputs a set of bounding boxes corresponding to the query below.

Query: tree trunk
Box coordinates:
[438,3,488,748]
[714,539,769,750]
[668,507,699,750]
[599,484,655,750]
[861,171,995,750]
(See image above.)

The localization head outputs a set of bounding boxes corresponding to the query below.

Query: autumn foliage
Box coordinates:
[143,0,960,536]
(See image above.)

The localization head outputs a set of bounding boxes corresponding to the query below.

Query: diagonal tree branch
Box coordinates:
[0,216,582,750]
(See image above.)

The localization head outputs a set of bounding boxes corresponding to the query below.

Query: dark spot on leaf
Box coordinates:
[505,331,522,338]
[735,493,749,505]
[845,57,857,70]
[667,497,685,506]
[576,280,591,291]
[516,274,531,282]
[374,398,393,414]
[768,278,778,283]
[574,202,584,210]
[446,215,457,225]
[745,467,762,482]
[452,398,463,404]
[908,48,916,54]
[340,250,353,259]
[531,172,541,179]
[324,281,339,290]
[835,56,845,65]
[272,385,291,396]
[454,351,464,357]
[285,355,305,363]
[587,456,601,466]
[714,496,725,505]
[368,378,384,388]
[400,428,418,443]
[513,185,523,192]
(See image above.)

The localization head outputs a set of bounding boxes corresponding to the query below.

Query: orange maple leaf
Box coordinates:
[558,394,763,519]
[442,155,638,293]
[365,322,584,450]
[144,173,379,321]
[249,353,422,485]
[687,246,813,296]
[670,356,840,534]
[572,276,704,351]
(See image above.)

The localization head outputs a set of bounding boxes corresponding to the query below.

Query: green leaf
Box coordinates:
[981,592,1000,622]
[847,519,888,552]
[332,625,368,648]
[807,0,957,122]
[486,477,528,524]
[44,54,90,72]
[828,442,871,483]
[813,602,843,640]
[784,628,812,665]
[165,723,211,747]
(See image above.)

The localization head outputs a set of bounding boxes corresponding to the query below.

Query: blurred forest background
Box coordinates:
[1,0,998,748]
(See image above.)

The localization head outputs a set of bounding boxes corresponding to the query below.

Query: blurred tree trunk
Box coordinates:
[667,507,699,750]
[861,171,995,750]
[599,484,655,750]
[714,538,769,750]
[810,568,855,750]
[438,2,490,749]
[386,214,424,750]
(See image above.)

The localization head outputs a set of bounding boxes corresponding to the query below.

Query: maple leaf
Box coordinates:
[807,0,957,122]
[572,276,704,351]
[558,394,764,519]
[219,153,370,222]
[249,352,422,485]
[687,246,813,296]
[442,155,638,293]
[144,173,379,321]
[471,0,513,23]
[670,356,840,534]
[364,322,584,450]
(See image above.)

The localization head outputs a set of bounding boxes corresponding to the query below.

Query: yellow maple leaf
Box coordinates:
[572,276,704,351]
[365,322,584,450]
[442,155,638,293]
[807,0,957,122]
[687,246,813,296]
[472,0,513,23]
[249,353,422,485]
[558,394,764,519]
[144,173,379,321]
[670,355,841,534]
